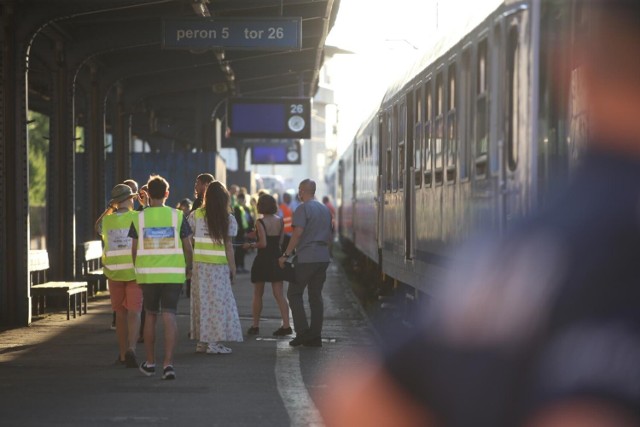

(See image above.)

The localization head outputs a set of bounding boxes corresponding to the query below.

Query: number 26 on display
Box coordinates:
[290,104,304,114]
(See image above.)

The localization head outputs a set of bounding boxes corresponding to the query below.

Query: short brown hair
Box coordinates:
[147,175,169,199]
[197,173,215,185]
[257,194,277,215]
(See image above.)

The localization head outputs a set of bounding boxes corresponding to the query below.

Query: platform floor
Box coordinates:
[0,252,377,426]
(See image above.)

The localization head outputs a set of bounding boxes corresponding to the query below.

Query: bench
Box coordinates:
[30,250,88,320]
[77,240,107,297]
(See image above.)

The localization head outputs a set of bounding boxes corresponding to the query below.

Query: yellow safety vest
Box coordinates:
[193,209,227,264]
[133,207,186,284]
[101,211,137,281]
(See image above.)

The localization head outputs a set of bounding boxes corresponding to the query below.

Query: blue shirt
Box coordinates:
[292,199,332,263]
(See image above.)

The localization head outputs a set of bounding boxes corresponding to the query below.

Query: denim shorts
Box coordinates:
[139,283,182,314]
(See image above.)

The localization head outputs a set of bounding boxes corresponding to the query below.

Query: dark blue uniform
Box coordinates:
[384,148,640,426]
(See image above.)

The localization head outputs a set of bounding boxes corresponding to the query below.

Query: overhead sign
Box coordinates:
[251,141,302,165]
[163,18,302,50]
[228,97,311,139]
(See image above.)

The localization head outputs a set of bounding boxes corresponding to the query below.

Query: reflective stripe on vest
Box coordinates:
[280,203,293,234]
[134,207,186,284]
[101,210,137,281]
[193,209,227,264]
[237,205,249,230]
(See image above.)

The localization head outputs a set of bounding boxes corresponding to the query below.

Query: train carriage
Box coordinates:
[338,0,587,302]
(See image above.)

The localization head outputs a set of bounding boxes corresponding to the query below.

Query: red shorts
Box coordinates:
[108,279,143,312]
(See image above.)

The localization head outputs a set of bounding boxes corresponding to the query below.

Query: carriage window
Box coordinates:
[398,103,406,191]
[446,64,457,183]
[414,88,423,188]
[434,73,444,185]
[507,26,519,171]
[424,83,433,187]
[476,39,489,177]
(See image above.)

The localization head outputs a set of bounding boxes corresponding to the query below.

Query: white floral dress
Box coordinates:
[188,213,243,343]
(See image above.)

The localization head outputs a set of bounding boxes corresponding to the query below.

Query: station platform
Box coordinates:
[0,252,377,426]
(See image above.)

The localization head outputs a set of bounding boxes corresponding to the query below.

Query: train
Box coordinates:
[335,0,588,306]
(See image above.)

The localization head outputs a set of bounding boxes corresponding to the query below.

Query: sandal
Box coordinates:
[206,343,232,354]
[247,326,259,335]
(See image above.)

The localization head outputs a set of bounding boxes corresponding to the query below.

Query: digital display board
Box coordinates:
[228,97,311,139]
[251,141,301,165]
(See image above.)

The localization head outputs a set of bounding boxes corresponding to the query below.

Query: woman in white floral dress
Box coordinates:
[188,181,243,354]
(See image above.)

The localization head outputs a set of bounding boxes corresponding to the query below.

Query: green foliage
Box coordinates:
[28,111,49,207]
[75,126,85,153]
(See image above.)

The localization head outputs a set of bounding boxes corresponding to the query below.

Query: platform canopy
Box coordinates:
[5,0,340,149]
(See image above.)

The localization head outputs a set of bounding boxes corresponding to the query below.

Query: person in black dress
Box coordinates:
[243,194,292,336]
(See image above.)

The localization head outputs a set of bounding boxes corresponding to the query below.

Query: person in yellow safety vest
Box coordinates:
[188,181,243,354]
[278,192,294,251]
[95,183,143,369]
[233,192,251,273]
[129,175,193,381]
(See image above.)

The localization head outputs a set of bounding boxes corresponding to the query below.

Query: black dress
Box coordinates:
[250,218,284,283]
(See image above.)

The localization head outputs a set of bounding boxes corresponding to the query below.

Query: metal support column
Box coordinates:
[194,91,204,151]
[0,8,31,326]
[47,40,76,280]
[113,84,131,183]
[85,64,105,236]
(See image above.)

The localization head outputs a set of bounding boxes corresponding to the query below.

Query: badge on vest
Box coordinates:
[143,227,176,249]
[107,228,131,250]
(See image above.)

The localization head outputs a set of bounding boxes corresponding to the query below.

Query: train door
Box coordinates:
[376,115,384,253]
[411,86,423,261]
[402,95,413,261]
[337,159,344,237]
[379,111,390,255]
[500,7,531,230]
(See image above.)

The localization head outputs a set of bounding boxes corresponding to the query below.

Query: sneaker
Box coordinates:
[139,361,156,376]
[303,336,322,347]
[247,326,259,335]
[206,343,232,354]
[195,342,207,353]
[162,365,176,380]
[289,335,307,347]
[273,326,293,337]
[124,349,138,368]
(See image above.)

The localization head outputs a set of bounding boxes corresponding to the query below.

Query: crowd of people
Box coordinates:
[96,174,334,380]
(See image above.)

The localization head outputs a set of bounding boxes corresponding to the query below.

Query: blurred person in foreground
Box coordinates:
[319,3,640,426]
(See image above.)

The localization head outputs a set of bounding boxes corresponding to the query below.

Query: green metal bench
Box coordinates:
[30,250,88,320]
[78,240,106,297]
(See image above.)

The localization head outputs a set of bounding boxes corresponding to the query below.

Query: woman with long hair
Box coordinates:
[188,181,243,354]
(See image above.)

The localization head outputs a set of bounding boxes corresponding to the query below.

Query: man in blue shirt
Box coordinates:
[279,179,332,347]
